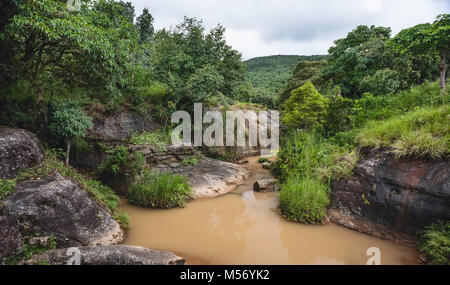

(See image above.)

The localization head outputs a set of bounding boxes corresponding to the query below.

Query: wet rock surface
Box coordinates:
[329,149,450,246]
[0,216,23,261]
[26,245,185,265]
[2,173,123,247]
[0,126,44,178]
[253,177,277,192]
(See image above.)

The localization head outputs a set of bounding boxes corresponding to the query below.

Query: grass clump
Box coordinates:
[0,178,16,200]
[419,221,450,265]
[357,105,449,159]
[113,212,130,230]
[279,177,330,224]
[129,129,169,153]
[129,169,191,208]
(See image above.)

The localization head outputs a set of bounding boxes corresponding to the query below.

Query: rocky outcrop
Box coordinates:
[155,156,249,198]
[0,216,23,261]
[2,173,123,247]
[253,177,277,192]
[0,126,44,178]
[26,245,185,265]
[88,110,160,141]
[329,149,450,246]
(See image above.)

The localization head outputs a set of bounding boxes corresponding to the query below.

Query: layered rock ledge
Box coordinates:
[329,149,450,246]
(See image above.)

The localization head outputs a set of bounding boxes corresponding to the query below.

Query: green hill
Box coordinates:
[244,55,328,107]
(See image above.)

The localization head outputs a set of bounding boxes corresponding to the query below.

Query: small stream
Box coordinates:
[120,156,418,265]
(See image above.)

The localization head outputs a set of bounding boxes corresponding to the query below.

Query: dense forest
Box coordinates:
[244,55,328,108]
[0,0,449,265]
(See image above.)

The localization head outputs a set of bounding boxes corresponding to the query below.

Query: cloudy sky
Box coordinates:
[129,0,449,59]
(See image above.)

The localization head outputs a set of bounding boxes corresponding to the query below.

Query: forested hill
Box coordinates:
[244,55,328,107]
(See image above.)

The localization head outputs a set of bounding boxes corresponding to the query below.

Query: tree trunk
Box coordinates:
[439,53,447,91]
[65,138,71,166]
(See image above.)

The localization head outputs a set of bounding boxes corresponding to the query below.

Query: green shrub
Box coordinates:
[357,105,449,159]
[99,145,145,176]
[420,221,450,265]
[282,81,330,129]
[279,177,330,224]
[113,212,131,230]
[129,130,169,153]
[258,157,269,163]
[182,156,199,166]
[129,169,191,208]
[0,178,16,200]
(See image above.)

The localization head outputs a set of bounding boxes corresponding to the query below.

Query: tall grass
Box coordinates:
[129,169,191,208]
[419,221,450,265]
[279,177,330,224]
[357,105,449,159]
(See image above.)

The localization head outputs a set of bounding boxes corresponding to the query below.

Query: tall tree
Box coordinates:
[136,8,154,43]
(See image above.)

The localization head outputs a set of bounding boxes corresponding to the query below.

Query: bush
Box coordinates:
[420,221,450,265]
[279,177,330,224]
[113,212,130,230]
[99,145,146,176]
[282,81,329,129]
[129,169,191,208]
[129,130,169,153]
[357,105,449,159]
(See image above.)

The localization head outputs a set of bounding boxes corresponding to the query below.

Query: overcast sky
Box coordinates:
[129,0,449,60]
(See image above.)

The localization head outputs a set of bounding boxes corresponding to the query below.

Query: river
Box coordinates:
[120,156,418,265]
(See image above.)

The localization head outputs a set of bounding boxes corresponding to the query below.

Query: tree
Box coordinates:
[317,25,394,98]
[49,103,93,165]
[0,0,139,134]
[136,8,154,43]
[391,14,449,91]
[282,81,329,129]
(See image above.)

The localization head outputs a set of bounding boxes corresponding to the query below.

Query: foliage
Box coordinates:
[129,169,191,208]
[99,145,145,176]
[282,81,330,128]
[0,178,16,200]
[279,177,330,224]
[129,130,169,153]
[419,221,450,265]
[113,212,130,230]
[49,103,93,141]
[182,156,199,166]
[356,105,450,159]
[17,149,120,212]
[136,8,154,43]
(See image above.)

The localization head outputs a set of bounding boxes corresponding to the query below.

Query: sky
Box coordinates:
[129,0,450,60]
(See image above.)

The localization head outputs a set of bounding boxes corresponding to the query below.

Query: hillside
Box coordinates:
[244,55,328,107]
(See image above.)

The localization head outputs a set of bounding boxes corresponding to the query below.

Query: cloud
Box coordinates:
[129,0,449,59]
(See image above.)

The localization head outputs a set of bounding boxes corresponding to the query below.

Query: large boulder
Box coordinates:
[2,173,123,247]
[253,177,277,192]
[88,110,160,141]
[26,245,185,265]
[0,216,23,261]
[0,126,44,178]
[329,149,450,246]
[156,156,249,198]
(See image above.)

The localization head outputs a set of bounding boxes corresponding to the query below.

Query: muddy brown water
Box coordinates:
[120,156,418,265]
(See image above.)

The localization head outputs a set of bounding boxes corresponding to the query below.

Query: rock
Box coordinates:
[262,162,272,169]
[0,126,44,178]
[26,245,185,265]
[88,110,160,141]
[156,157,249,198]
[0,216,23,260]
[237,160,249,164]
[28,236,51,247]
[329,149,450,246]
[418,252,431,264]
[253,177,277,192]
[2,173,123,247]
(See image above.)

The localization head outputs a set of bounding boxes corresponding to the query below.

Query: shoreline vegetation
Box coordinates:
[0,0,448,265]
